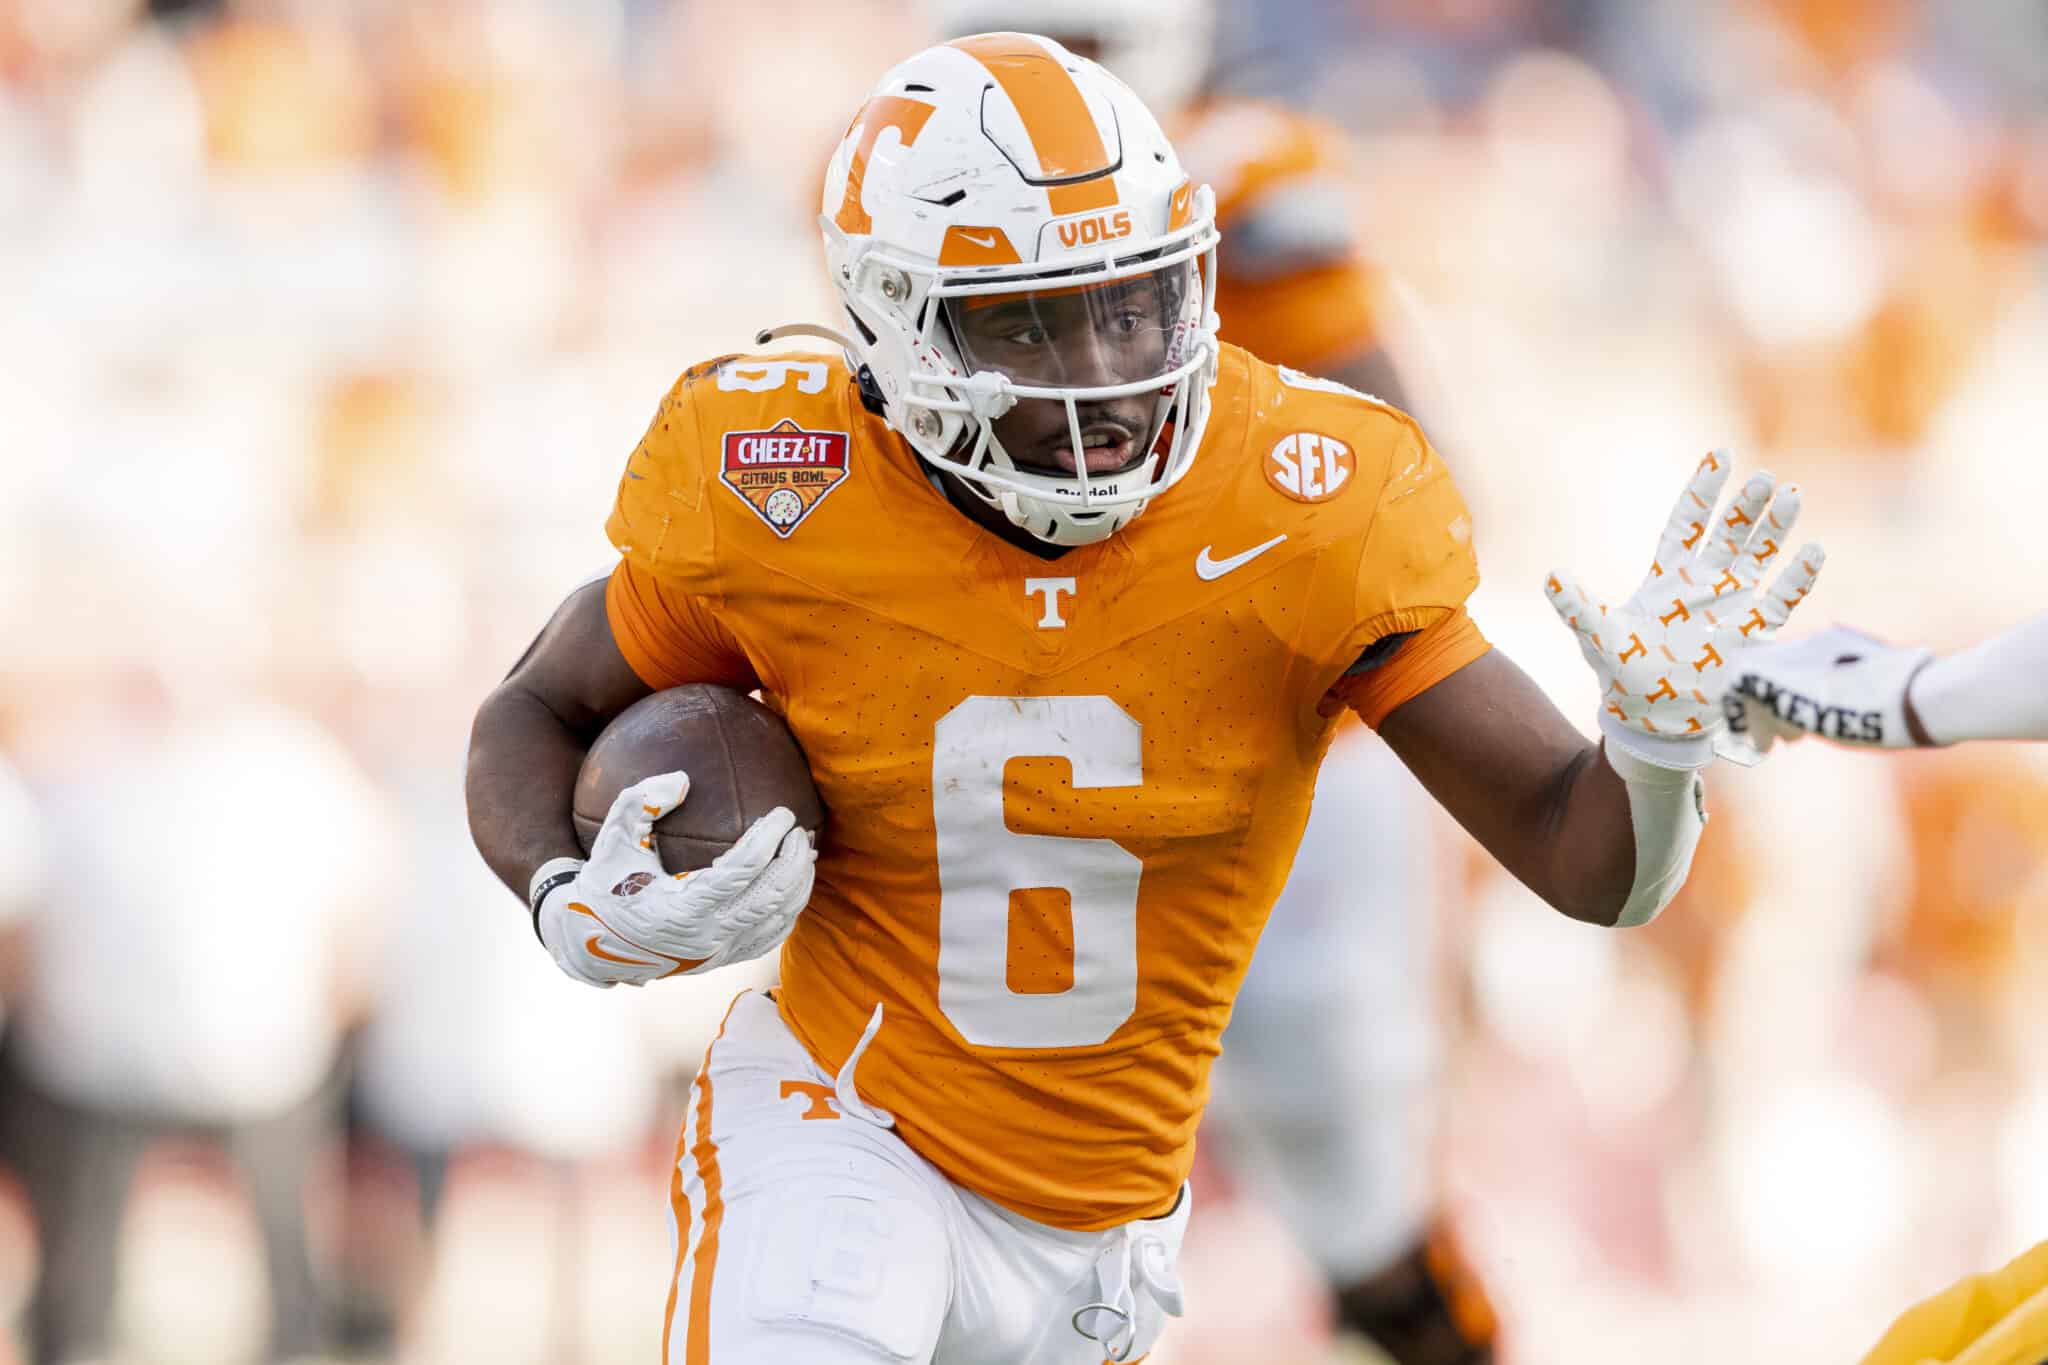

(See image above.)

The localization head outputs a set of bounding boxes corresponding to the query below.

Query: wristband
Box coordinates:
[1597,707,1715,772]
[528,856,584,943]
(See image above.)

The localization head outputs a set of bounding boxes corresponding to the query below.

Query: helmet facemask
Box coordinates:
[832,205,1220,547]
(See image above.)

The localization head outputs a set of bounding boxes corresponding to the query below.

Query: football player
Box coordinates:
[466,35,1823,1364]
[926,4,1484,1360]
[1725,614,2048,752]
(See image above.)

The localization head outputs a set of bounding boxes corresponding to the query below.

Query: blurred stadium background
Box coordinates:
[2,0,2047,1361]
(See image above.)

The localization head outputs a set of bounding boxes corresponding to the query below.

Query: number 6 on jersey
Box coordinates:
[933,696,1143,1049]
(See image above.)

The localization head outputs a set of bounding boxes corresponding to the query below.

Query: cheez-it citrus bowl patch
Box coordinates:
[1264,431,1354,503]
[720,420,851,536]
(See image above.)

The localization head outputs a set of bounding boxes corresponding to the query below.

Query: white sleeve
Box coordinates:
[1912,613,2048,744]
[1599,736,1708,929]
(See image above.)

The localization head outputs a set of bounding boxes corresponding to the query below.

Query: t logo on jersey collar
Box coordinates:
[1025,577,1077,628]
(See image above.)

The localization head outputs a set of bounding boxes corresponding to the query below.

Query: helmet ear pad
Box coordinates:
[826,234,974,467]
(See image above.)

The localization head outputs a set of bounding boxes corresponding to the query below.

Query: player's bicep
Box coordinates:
[499,577,656,741]
[604,560,762,695]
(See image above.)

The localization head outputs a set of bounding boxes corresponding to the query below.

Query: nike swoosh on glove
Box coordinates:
[533,773,816,988]
[1546,450,1826,769]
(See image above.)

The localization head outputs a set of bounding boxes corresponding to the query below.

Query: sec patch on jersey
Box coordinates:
[1265,430,1355,503]
[720,418,850,536]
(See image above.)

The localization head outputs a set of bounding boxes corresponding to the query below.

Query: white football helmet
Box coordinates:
[929,0,1217,115]
[775,34,1220,548]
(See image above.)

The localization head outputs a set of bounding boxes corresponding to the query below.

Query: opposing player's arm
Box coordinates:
[1909,612,2048,743]
[1377,652,1636,926]
[1727,612,2048,751]
[465,577,654,900]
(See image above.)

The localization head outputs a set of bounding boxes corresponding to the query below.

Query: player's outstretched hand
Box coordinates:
[1546,450,1825,769]
[530,773,817,988]
[1720,625,1934,755]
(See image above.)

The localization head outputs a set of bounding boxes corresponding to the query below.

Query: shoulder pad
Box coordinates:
[606,351,861,584]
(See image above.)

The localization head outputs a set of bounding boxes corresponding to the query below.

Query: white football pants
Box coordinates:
[663,989,1190,1364]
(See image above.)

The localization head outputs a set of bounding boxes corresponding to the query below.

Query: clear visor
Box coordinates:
[942,260,1193,389]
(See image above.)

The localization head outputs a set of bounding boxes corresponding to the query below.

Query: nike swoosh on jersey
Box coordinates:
[1194,534,1289,581]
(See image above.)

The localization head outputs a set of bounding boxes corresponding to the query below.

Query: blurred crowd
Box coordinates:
[1,0,2046,1361]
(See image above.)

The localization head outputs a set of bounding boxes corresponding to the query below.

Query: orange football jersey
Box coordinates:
[1172,100,1382,376]
[604,344,1485,1230]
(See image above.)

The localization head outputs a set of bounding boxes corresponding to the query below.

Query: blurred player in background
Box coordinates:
[0,686,391,1365]
[928,6,1486,1361]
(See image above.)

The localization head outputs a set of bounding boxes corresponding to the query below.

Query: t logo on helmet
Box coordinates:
[834,96,935,235]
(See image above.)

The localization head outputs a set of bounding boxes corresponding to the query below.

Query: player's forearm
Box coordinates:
[465,683,592,900]
[1542,742,1643,927]
[1907,613,2048,745]
[0,922,28,1002]
[1378,651,1641,926]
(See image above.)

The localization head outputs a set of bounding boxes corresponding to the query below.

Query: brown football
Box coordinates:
[573,685,824,873]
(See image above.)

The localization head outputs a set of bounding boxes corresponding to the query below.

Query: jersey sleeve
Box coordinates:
[600,360,762,692]
[605,357,736,581]
[604,560,761,693]
[1322,609,1489,727]
[1319,416,1488,726]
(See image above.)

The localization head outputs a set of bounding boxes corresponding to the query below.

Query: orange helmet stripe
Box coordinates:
[950,34,1118,214]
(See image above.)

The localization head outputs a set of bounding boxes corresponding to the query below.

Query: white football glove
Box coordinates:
[529,772,816,988]
[1721,625,1934,755]
[1546,451,1826,769]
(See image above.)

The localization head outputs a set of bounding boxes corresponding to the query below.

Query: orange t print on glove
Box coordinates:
[1546,450,1826,770]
